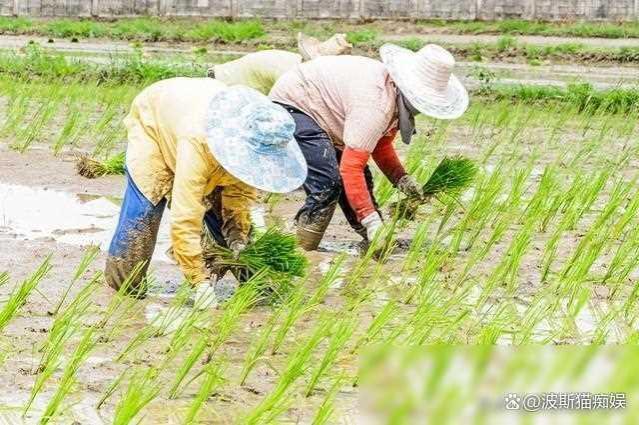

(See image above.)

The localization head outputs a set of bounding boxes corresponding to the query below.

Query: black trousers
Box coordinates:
[278,103,377,232]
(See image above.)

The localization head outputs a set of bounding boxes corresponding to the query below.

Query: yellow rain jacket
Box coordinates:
[124,77,257,284]
[212,50,302,93]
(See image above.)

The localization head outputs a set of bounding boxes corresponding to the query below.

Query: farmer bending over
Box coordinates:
[269,44,469,249]
[105,78,307,303]
[207,33,352,93]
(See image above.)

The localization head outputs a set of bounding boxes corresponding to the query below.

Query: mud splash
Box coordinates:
[0,183,172,262]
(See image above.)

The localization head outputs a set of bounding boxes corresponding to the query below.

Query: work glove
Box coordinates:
[228,240,247,260]
[396,174,423,200]
[361,212,384,242]
[190,281,218,310]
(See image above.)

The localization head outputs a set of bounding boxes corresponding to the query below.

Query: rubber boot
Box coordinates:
[104,256,149,299]
[296,203,336,251]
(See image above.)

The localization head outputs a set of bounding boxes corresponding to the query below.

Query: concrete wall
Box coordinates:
[1,0,638,20]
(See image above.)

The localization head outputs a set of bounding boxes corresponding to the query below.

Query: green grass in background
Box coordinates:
[424,18,639,38]
[0,17,266,43]
[0,17,636,46]
[346,29,378,45]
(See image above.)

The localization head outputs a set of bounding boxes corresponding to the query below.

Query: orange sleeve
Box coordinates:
[340,147,376,221]
[371,130,406,185]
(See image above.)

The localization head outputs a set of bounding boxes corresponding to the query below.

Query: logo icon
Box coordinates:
[505,393,521,410]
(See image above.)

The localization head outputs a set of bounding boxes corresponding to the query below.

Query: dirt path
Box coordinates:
[5,35,636,91]
[384,32,639,48]
[456,61,639,89]
[2,31,639,58]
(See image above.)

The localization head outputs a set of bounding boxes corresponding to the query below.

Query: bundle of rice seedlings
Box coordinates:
[217,227,307,277]
[422,156,478,196]
[76,151,125,179]
[205,227,308,299]
[390,156,477,223]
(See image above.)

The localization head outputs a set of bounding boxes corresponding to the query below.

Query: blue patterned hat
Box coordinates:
[206,86,307,193]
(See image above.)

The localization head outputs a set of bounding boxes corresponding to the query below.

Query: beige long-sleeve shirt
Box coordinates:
[125,77,257,284]
[269,55,398,152]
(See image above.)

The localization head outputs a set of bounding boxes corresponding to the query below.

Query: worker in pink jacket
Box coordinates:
[270,43,469,250]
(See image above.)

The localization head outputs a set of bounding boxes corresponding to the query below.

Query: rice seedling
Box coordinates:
[164,296,212,358]
[96,262,148,340]
[560,179,631,288]
[245,316,331,424]
[169,332,210,400]
[270,257,346,355]
[449,169,504,253]
[96,367,131,410]
[311,374,344,425]
[401,221,431,273]
[93,124,126,158]
[51,245,99,316]
[52,105,84,154]
[117,284,192,361]
[305,316,355,396]
[75,151,126,178]
[24,275,99,416]
[351,300,399,354]
[205,227,308,300]
[40,326,98,424]
[422,156,478,198]
[169,274,262,398]
[183,360,225,424]
[0,257,51,334]
[1,92,29,138]
[11,95,60,152]
[270,287,314,356]
[240,308,282,386]
[405,244,450,304]
[112,367,162,425]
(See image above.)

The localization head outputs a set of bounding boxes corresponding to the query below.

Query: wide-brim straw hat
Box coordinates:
[380,43,469,120]
[297,32,353,60]
[206,86,307,193]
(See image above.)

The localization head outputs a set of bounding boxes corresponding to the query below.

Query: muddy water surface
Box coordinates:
[0,182,173,263]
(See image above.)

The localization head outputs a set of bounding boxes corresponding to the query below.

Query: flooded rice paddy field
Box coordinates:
[2,45,639,422]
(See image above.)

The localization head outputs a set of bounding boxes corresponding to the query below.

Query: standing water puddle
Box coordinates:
[0,183,173,262]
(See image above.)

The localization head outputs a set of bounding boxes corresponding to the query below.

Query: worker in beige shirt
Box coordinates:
[270,44,469,250]
[105,78,307,304]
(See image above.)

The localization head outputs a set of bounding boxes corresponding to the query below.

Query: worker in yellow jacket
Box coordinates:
[207,33,352,94]
[105,78,307,304]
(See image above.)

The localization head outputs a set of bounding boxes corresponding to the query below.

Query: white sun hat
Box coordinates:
[206,86,307,194]
[380,43,469,120]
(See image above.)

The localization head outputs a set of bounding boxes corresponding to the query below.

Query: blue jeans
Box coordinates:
[105,172,227,296]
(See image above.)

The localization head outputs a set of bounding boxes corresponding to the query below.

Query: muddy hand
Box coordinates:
[229,240,247,259]
[397,175,424,200]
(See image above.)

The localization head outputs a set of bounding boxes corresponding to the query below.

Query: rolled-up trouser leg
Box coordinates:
[335,149,380,240]
[278,103,342,250]
[105,172,166,297]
